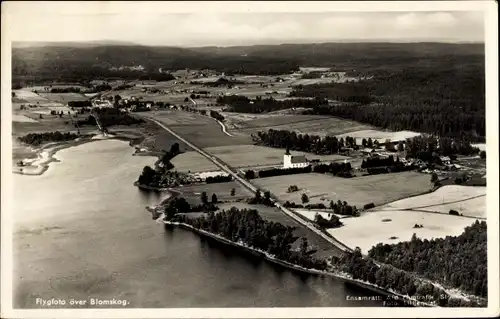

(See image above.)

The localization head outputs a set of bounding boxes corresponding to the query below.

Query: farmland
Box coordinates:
[380,185,487,218]
[326,210,479,254]
[225,113,373,137]
[141,111,252,148]
[170,152,219,172]
[253,172,432,208]
[173,181,253,204]
[203,145,350,169]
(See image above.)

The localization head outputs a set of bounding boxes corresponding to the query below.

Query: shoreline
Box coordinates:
[12,132,150,176]
[158,215,437,308]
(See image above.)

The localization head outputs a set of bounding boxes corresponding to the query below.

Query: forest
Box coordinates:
[254,129,356,155]
[170,206,328,271]
[405,135,480,160]
[76,107,144,128]
[217,95,328,113]
[18,131,81,146]
[299,65,485,141]
[368,220,487,298]
[331,247,479,307]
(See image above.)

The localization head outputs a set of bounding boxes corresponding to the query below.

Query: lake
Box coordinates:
[13,139,383,308]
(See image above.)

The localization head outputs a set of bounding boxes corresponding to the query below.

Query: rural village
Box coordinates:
[11,40,488,309]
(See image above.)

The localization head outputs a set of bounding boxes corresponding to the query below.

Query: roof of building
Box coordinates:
[290,155,308,164]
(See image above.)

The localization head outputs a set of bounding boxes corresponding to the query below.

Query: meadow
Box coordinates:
[254,172,432,208]
[203,145,350,169]
[326,210,479,254]
[380,185,487,218]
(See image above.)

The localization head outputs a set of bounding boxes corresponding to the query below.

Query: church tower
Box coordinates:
[283,145,292,168]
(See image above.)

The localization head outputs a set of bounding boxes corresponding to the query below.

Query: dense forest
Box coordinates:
[217,95,327,113]
[299,65,485,141]
[331,248,478,307]
[171,207,328,271]
[254,129,356,155]
[18,131,81,146]
[368,220,487,298]
[405,135,480,160]
[13,42,482,84]
[76,107,144,127]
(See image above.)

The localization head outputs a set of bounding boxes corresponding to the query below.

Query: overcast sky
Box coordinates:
[4,2,485,47]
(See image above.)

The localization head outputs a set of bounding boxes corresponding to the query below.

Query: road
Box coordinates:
[141,115,352,254]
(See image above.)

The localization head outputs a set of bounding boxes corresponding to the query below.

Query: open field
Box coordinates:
[12,90,49,103]
[173,181,253,204]
[417,196,486,219]
[229,114,374,137]
[170,152,219,172]
[254,172,432,208]
[380,185,487,218]
[203,145,350,169]
[326,210,479,254]
[136,111,255,148]
[214,202,343,258]
[37,93,90,103]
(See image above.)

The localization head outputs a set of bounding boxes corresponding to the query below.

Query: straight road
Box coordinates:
[141,115,352,254]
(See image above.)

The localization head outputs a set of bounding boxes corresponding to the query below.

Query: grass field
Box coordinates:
[380,185,487,218]
[231,114,373,138]
[37,93,89,103]
[170,152,219,172]
[214,202,343,258]
[203,145,350,169]
[327,210,479,254]
[254,172,432,208]
[173,181,253,204]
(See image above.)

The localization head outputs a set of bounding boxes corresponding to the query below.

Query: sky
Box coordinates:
[3,2,486,47]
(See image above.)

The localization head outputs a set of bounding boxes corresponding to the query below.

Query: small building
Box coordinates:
[440,156,451,165]
[283,148,309,169]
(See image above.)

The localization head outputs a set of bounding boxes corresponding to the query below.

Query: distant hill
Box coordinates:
[11,42,484,83]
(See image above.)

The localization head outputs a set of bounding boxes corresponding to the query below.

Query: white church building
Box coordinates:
[283,148,309,169]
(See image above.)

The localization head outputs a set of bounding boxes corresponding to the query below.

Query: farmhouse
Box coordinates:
[283,148,309,169]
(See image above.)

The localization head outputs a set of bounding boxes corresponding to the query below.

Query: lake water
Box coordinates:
[13,139,383,308]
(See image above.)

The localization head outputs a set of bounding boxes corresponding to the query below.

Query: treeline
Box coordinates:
[18,131,80,146]
[314,213,342,229]
[49,83,112,93]
[368,220,487,298]
[244,166,312,180]
[77,107,144,127]
[164,196,218,219]
[206,175,232,184]
[171,207,328,271]
[137,73,175,81]
[362,156,399,169]
[291,82,373,104]
[405,135,479,160]
[299,66,485,141]
[68,100,92,107]
[255,129,356,155]
[331,248,478,307]
[210,110,225,122]
[313,162,353,178]
[217,95,327,113]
